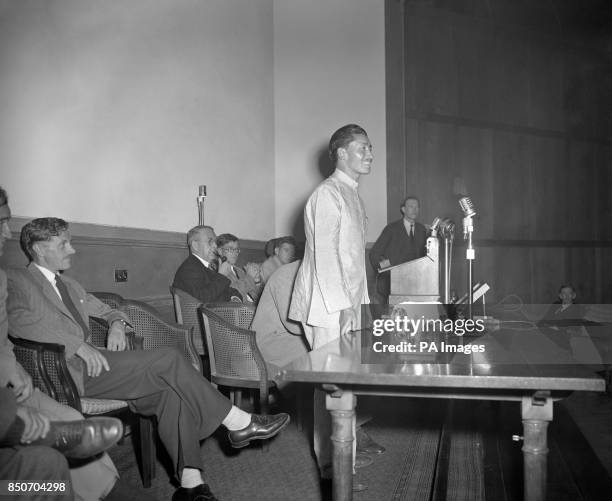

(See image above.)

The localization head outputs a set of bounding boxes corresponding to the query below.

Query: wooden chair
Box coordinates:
[11,333,155,488]
[121,298,201,373]
[169,286,209,377]
[199,305,273,413]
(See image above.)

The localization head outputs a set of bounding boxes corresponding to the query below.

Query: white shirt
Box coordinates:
[403,218,415,236]
[34,263,62,298]
[193,254,211,269]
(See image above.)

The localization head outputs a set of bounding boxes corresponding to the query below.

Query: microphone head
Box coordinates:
[430,217,441,232]
[458,196,476,217]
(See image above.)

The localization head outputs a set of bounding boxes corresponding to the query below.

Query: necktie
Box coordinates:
[409,224,414,239]
[55,274,90,337]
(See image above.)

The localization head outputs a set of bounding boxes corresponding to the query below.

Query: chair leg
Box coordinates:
[138,416,155,488]
[295,387,305,432]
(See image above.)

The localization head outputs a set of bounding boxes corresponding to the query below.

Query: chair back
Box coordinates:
[199,306,265,382]
[10,336,82,411]
[170,286,206,355]
[204,302,256,330]
[123,298,201,372]
[88,292,126,347]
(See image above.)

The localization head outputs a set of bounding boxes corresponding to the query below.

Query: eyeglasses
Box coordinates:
[222,247,240,254]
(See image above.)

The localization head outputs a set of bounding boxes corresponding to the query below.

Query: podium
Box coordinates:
[381,236,441,305]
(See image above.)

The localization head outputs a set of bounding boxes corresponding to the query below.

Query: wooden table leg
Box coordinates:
[326,389,356,501]
[521,392,553,501]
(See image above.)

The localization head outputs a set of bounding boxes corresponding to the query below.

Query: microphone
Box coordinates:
[429,217,441,236]
[439,218,455,238]
[458,197,476,239]
[458,196,476,217]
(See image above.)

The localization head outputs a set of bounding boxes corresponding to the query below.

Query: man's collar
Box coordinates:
[33,262,57,283]
[332,168,359,189]
[192,253,211,269]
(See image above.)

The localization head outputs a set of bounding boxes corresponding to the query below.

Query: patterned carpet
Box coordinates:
[107,393,609,500]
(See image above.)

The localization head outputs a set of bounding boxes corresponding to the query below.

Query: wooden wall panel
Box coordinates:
[530,135,566,239]
[492,130,531,239]
[0,220,267,320]
[385,0,612,304]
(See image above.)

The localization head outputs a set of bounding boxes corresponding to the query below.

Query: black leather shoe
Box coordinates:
[33,417,123,458]
[228,413,290,448]
[172,483,218,501]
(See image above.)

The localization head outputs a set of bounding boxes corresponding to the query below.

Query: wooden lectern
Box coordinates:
[381,236,441,305]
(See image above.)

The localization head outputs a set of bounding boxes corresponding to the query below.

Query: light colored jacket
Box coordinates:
[7,263,129,395]
[289,169,369,330]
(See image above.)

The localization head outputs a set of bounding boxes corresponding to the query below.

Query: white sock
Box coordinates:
[180,468,203,489]
[221,405,251,430]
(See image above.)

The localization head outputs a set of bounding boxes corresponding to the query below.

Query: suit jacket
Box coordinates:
[0,269,18,387]
[6,263,129,395]
[220,264,262,303]
[173,254,240,304]
[289,169,369,329]
[369,219,427,298]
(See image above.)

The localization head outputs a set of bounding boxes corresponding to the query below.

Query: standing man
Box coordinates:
[289,124,375,484]
[289,124,371,349]
[369,196,427,303]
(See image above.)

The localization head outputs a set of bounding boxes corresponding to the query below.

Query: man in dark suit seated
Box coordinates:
[173,225,243,303]
[7,218,290,501]
[369,196,427,303]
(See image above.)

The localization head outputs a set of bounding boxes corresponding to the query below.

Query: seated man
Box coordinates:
[173,225,243,303]
[251,261,309,375]
[538,284,583,353]
[260,236,296,284]
[0,188,143,501]
[216,233,263,303]
[7,217,290,501]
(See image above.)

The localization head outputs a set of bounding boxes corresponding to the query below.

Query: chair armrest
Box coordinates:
[121,299,201,372]
[9,336,82,412]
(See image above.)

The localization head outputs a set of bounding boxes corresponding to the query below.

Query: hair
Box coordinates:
[328,124,368,163]
[20,218,69,262]
[400,195,420,214]
[264,238,277,257]
[275,236,296,250]
[217,233,239,248]
[187,225,214,249]
[558,284,576,294]
[0,186,8,207]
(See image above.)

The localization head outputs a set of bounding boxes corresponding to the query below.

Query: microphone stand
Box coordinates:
[197,185,206,225]
[464,214,475,319]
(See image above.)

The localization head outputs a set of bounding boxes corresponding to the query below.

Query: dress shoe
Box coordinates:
[172,483,218,501]
[355,452,373,469]
[356,427,385,455]
[33,417,123,458]
[228,413,290,448]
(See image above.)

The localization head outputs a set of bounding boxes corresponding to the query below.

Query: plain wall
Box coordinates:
[0,0,275,238]
[274,0,387,241]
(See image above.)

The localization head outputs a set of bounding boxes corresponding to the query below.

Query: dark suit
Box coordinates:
[369,219,427,300]
[7,263,232,477]
[173,254,241,303]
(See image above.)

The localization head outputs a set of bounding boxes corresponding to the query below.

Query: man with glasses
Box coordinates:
[216,233,262,303]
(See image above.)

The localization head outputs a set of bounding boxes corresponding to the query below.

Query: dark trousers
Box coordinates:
[0,446,72,500]
[83,347,232,476]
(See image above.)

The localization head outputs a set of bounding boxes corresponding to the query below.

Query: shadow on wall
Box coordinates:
[289,143,333,245]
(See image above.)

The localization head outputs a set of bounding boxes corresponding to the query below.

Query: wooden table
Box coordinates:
[279,328,605,501]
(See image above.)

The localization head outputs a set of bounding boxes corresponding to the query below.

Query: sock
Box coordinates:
[221,405,251,431]
[180,468,203,489]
